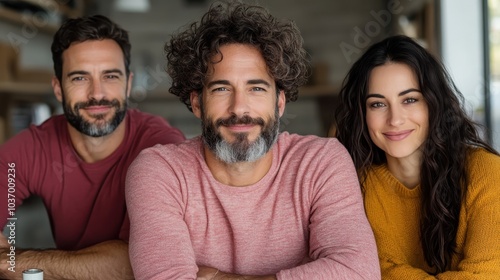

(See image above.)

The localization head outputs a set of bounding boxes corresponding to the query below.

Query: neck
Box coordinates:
[67,118,127,163]
[386,152,422,189]
[204,146,274,187]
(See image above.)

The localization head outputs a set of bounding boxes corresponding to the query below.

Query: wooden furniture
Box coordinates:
[0,0,86,143]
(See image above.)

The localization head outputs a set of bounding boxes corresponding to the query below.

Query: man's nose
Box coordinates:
[228,90,250,116]
[88,80,105,100]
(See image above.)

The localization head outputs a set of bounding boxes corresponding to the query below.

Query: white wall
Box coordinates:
[440,0,485,122]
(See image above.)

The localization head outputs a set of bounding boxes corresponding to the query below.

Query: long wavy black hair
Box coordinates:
[335,35,498,273]
[165,0,309,111]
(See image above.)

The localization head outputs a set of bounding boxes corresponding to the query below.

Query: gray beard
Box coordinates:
[213,125,278,163]
[62,94,127,137]
[201,107,280,164]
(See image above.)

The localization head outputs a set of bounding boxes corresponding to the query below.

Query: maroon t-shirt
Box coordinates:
[0,109,185,250]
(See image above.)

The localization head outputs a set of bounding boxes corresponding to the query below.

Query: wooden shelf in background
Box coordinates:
[0,82,55,143]
[0,82,52,96]
[0,6,59,34]
[21,0,85,18]
[0,0,86,35]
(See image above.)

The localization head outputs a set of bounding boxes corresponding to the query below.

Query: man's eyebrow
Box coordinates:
[67,69,125,78]
[103,69,124,75]
[67,70,89,77]
[206,79,272,88]
[206,80,230,88]
[247,79,271,87]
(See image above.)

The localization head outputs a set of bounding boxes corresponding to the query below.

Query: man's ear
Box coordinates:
[278,90,286,117]
[126,72,134,98]
[190,91,202,119]
[52,76,63,103]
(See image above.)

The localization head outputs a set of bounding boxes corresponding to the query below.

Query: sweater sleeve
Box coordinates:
[435,150,500,279]
[126,147,198,280]
[277,140,381,280]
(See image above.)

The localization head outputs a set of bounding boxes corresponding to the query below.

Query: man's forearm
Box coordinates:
[197,266,276,280]
[0,240,133,280]
[215,272,276,280]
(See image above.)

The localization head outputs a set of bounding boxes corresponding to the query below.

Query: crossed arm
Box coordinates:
[0,233,133,280]
[196,266,276,280]
[126,144,380,279]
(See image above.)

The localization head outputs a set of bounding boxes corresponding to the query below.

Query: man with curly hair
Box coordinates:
[126,2,380,279]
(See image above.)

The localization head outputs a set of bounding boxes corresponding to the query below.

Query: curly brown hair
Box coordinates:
[165,1,310,111]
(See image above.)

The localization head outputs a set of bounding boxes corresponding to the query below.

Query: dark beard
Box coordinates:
[201,105,280,163]
[63,95,127,137]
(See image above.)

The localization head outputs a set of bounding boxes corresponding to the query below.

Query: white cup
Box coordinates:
[22,268,43,280]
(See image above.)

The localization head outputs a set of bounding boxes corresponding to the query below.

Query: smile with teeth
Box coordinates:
[383,130,413,141]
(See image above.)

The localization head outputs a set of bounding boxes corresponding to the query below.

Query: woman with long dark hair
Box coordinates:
[335,35,500,278]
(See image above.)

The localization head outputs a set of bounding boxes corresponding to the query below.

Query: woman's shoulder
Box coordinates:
[467,147,500,172]
[278,132,349,160]
[466,147,500,195]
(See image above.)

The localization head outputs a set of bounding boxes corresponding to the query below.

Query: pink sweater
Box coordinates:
[126,133,380,279]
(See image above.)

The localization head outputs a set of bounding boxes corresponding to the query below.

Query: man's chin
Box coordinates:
[81,112,113,123]
[220,128,260,142]
[79,116,112,130]
[82,108,113,118]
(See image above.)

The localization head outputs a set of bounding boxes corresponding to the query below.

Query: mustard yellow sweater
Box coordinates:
[364,148,500,279]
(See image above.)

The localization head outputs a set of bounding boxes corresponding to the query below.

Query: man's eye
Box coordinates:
[212,87,228,92]
[72,76,86,81]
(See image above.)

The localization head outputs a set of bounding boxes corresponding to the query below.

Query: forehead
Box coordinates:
[368,63,419,92]
[206,43,271,79]
[62,39,125,72]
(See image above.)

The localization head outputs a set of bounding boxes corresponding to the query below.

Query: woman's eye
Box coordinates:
[404,98,417,104]
[252,87,266,92]
[370,102,385,108]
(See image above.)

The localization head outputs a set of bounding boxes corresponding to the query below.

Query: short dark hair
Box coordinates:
[51,15,131,82]
[165,1,310,111]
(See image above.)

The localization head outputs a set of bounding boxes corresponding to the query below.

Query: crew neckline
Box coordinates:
[63,111,130,170]
[372,164,421,198]
[195,133,283,194]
